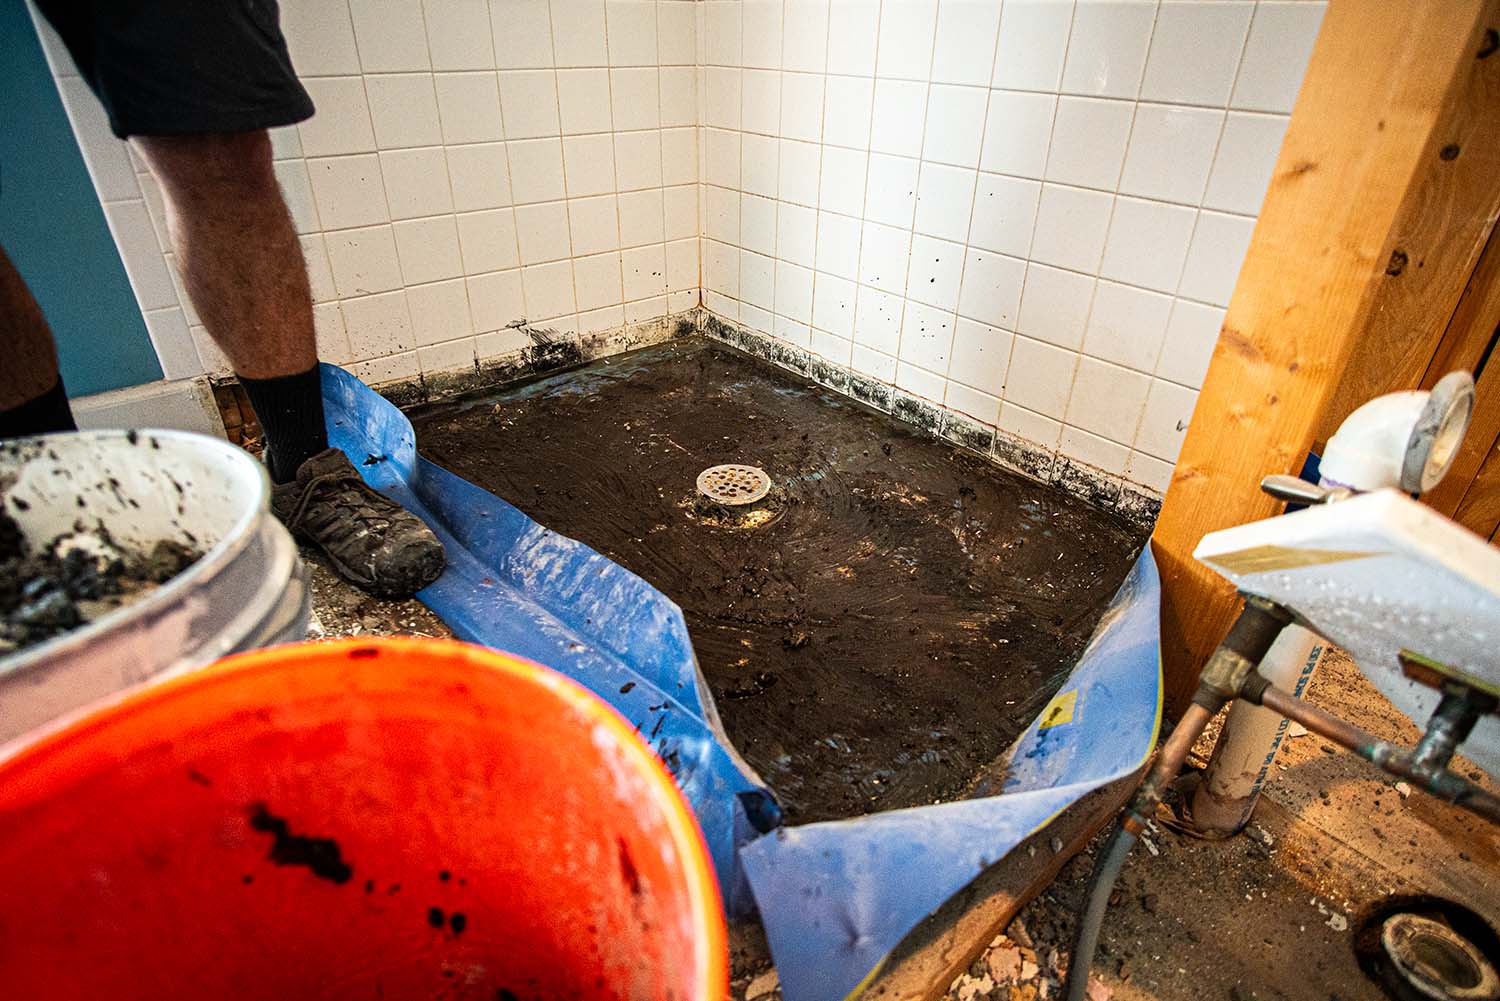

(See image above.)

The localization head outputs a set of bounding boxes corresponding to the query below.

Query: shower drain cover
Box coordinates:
[697,464,771,506]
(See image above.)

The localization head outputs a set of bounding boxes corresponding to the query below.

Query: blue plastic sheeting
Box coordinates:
[740,553,1161,1001]
[320,365,780,916]
[322,364,1162,1001]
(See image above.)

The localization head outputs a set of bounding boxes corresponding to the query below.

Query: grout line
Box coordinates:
[939,0,1009,420]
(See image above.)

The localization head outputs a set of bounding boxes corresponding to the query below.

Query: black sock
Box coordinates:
[0,377,77,439]
[238,365,329,484]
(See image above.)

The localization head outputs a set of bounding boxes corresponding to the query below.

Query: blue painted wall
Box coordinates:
[0,2,163,395]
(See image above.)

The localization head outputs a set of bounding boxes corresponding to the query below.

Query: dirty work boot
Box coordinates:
[271,448,445,599]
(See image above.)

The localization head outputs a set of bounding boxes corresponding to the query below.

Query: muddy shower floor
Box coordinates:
[413,339,1144,824]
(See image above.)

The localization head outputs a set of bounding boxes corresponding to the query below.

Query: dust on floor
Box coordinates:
[936,647,1499,1001]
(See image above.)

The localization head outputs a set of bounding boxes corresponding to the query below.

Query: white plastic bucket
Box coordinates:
[0,429,307,744]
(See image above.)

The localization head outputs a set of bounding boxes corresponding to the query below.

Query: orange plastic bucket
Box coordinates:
[0,637,727,1000]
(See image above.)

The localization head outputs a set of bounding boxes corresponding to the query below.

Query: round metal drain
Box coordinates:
[697,464,771,506]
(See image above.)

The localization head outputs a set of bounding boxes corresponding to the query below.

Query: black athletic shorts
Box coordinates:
[34,0,315,139]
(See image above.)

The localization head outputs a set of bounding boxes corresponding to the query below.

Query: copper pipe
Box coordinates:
[1259,684,1500,824]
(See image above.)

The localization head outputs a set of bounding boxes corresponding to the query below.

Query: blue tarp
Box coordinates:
[322,363,1161,1001]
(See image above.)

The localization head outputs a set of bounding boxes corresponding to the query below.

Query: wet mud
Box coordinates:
[0,511,199,656]
[413,339,1144,824]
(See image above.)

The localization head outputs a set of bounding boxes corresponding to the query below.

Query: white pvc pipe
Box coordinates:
[1318,391,1428,491]
[1191,625,1324,834]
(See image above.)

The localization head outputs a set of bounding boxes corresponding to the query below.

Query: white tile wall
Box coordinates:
[46,0,1325,497]
[699,0,1323,493]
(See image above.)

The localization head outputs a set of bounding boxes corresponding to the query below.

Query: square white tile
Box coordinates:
[611,68,661,132]
[705,67,743,129]
[1017,262,1094,349]
[870,78,928,158]
[607,0,658,66]
[742,0,785,69]
[446,142,512,211]
[551,0,610,67]
[813,272,858,337]
[706,128,743,188]
[341,289,415,357]
[364,74,442,150]
[780,72,826,143]
[457,208,522,273]
[563,134,618,196]
[906,237,965,310]
[494,69,560,141]
[705,184,741,243]
[507,138,568,204]
[775,260,816,321]
[931,0,1003,87]
[522,259,578,320]
[741,250,776,311]
[1060,0,1156,99]
[1058,425,1129,474]
[619,187,665,247]
[438,72,507,144]
[424,0,494,71]
[1134,377,1197,461]
[1029,183,1113,274]
[895,359,947,402]
[557,69,614,135]
[348,0,430,72]
[742,68,782,135]
[659,1,698,66]
[1064,355,1150,444]
[1155,298,1223,389]
[827,0,880,77]
[992,0,1072,92]
[660,67,698,127]
[859,221,912,293]
[957,248,1026,330]
[816,211,862,280]
[1119,104,1225,206]
[1204,112,1289,215]
[783,0,831,73]
[863,154,920,228]
[393,215,464,285]
[922,84,988,168]
[1098,196,1197,294]
[568,194,621,256]
[666,237,699,293]
[326,224,404,297]
[379,147,453,220]
[615,130,665,191]
[574,251,624,312]
[1081,279,1172,372]
[664,185,697,241]
[969,172,1041,258]
[704,0,743,66]
[818,146,868,218]
[1140,1,1255,106]
[823,76,875,150]
[979,90,1056,179]
[998,401,1062,450]
[299,77,377,157]
[491,0,553,69]
[1005,335,1078,420]
[623,243,668,300]
[307,154,387,230]
[776,201,817,267]
[1178,211,1255,307]
[851,344,897,382]
[876,0,939,80]
[778,139,822,207]
[949,316,1012,396]
[661,128,698,186]
[854,284,904,354]
[913,162,978,243]
[742,194,778,256]
[742,132,780,197]
[945,381,1000,425]
[1232,2,1326,114]
[407,279,475,347]
[515,201,574,264]
[282,1,361,76]
[1044,96,1134,191]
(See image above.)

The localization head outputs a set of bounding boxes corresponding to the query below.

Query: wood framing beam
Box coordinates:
[1152,0,1500,716]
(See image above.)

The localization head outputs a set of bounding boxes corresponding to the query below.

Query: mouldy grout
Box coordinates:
[350,305,1162,530]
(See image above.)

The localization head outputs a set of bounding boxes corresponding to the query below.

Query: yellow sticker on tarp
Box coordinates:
[1039,689,1077,730]
[1202,544,1381,575]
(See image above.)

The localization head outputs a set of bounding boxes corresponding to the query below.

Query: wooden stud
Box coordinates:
[1152,0,1500,715]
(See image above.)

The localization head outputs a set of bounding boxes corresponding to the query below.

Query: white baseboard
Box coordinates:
[71,377,224,438]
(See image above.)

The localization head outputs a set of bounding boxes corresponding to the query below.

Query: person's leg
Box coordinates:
[132,130,325,483]
[0,244,76,437]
